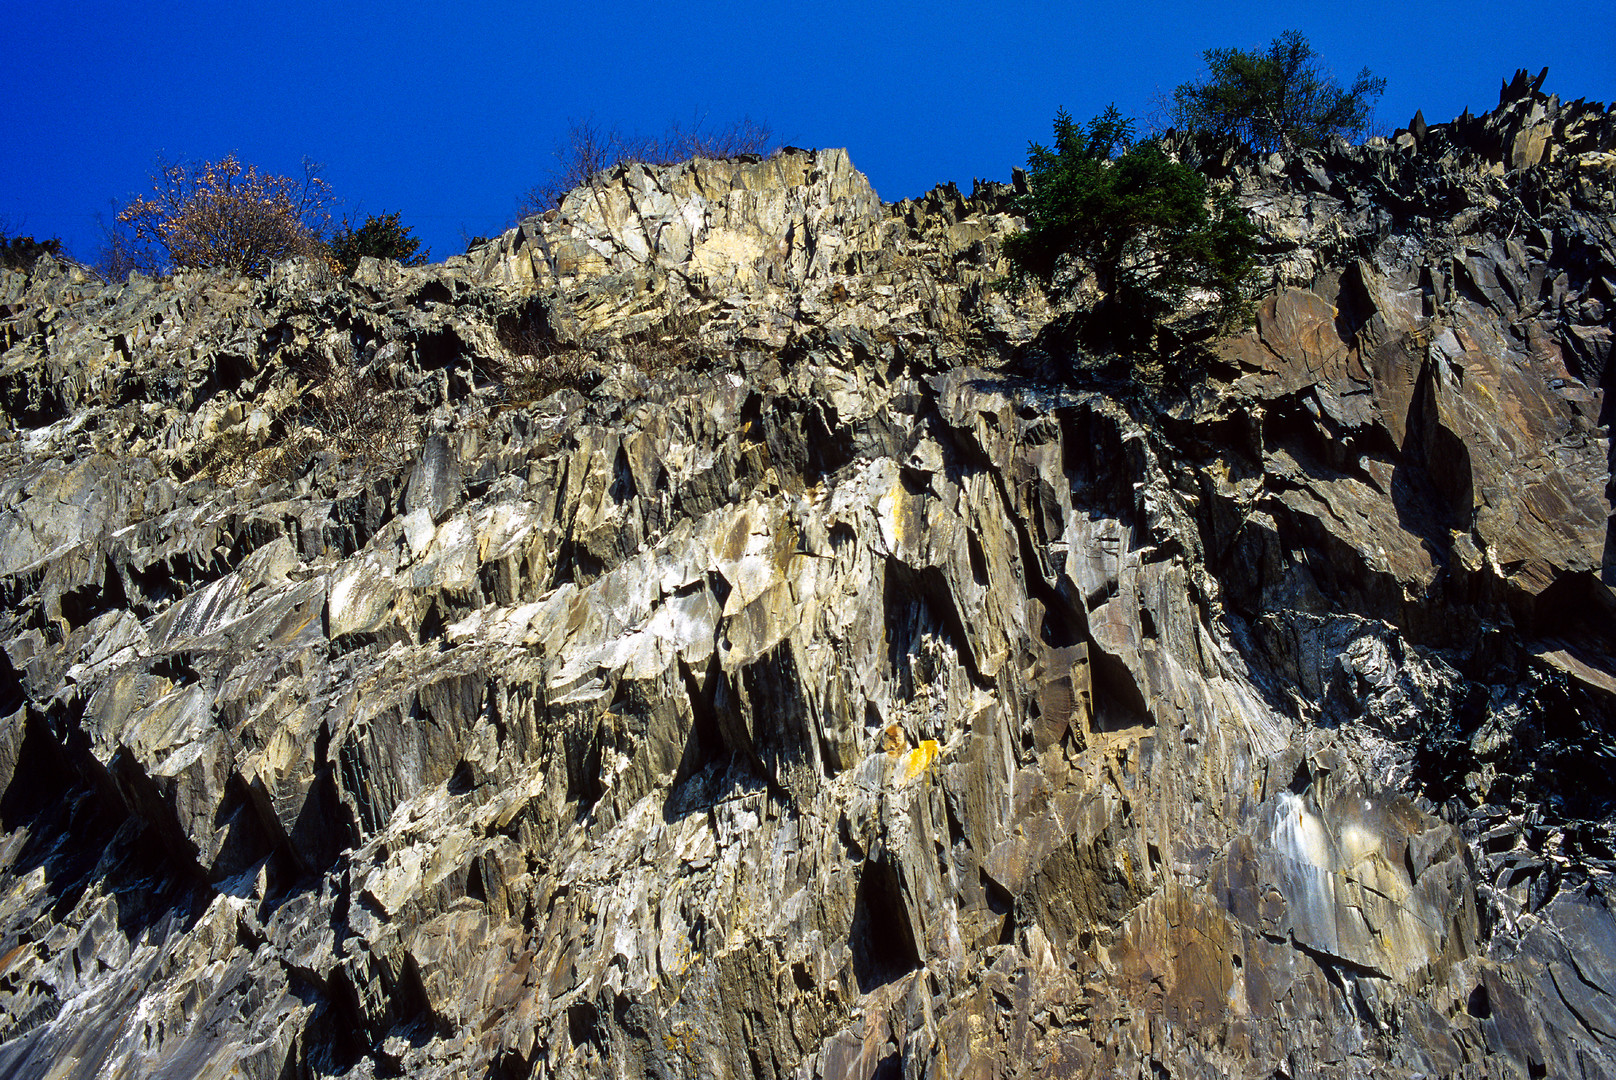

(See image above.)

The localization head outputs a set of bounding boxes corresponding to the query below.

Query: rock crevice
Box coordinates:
[0,76,1612,1078]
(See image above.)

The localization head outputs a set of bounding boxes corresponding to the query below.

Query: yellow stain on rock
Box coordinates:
[897,740,941,785]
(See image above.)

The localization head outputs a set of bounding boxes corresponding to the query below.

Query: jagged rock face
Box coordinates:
[479,147,1040,351]
[0,80,1611,1080]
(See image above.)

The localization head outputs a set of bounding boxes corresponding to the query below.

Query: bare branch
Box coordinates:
[116,155,335,275]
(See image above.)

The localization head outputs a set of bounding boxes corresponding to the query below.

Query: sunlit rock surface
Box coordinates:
[0,73,1612,1078]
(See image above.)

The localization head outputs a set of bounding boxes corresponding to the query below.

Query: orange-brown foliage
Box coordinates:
[118,155,334,275]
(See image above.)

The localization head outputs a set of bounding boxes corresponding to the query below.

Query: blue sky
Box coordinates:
[5,1,1612,265]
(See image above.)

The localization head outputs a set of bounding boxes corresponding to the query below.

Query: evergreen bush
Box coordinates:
[1005,106,1257,355]
[1171,31,1385,152]
[329,212,428,274]
[0,233,63,272]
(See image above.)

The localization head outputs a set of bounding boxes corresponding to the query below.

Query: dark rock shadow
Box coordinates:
[662,655,771,823]
[849,856,922,995]
[0,709,206,952]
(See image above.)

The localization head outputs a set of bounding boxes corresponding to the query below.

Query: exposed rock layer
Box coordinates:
[0,75,1612,1078]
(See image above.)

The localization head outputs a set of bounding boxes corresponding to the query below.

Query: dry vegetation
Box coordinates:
[615,310,728,376]
[118,155,335,276]
[489,320,597,405]
[302,347,419,469]
[518,115,777,216]
[488,307,732,406]
[205,345,420,484]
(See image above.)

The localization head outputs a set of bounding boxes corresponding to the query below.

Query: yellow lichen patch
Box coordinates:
[875,486,900,552]
[771,521,799,575]
[897,740,941,785]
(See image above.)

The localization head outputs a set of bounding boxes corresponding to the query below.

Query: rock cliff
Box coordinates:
[0,73,1612,1078]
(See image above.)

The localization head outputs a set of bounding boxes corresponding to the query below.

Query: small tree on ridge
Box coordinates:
[1171,31,1385,152]
[329,212,428,274]
[1005,106,1257,355]
[118,155,334,275]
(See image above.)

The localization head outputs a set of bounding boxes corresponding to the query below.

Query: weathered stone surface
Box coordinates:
[0,76,1610,1079]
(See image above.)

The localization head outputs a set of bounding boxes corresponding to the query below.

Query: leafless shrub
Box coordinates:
[85,200,147,282]
[486,305,734,406]
[524,117,617,212]
[205,345,419,484]
[117,155,334,276]
[496,350,596,404]
[302,346,419,471]
[200,428,253,484]
[1143,87,1176,137]
[654,113,776,162]
[256,431,325,485]
[490,320,595,403]
[518,114,777,216]
[201,423,319,486]
[615,309,729,375]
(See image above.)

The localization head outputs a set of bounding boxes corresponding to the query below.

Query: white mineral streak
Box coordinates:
[0,79,1612,1080]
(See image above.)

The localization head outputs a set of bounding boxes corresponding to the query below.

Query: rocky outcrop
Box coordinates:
[0,74,1611,1079]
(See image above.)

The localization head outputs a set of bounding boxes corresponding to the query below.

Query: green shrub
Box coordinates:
[1171,31,1385,152]
[329,212,428,274]
[1005,106,1257,354]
